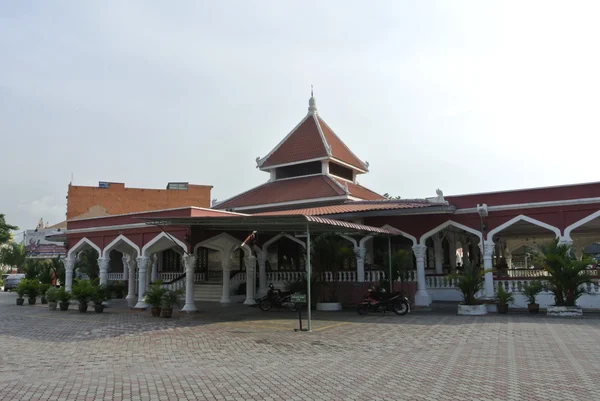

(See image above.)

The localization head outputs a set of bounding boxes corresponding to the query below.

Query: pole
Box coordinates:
[306,224,312,332]
[388,236,393,293]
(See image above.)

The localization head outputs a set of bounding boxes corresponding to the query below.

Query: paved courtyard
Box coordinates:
[1,292,600,401]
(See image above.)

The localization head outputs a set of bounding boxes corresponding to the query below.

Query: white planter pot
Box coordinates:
[547,305,583,317]
[316,302,342,311]
[457,304,488,316]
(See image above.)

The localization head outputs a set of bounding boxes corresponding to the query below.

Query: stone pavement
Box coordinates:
[1,292,600,400]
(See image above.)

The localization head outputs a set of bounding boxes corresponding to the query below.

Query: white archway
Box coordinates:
[486,214,561,243]
[262,232,307,252]
[141,232,188,257]
[67,237,102,259]
[419,221,482,246]
[102,234,141,258]
[381,224,418,245]
[564,209,600,242]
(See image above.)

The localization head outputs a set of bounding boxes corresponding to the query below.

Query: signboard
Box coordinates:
[291,293,307,304]
[23,229,66,259]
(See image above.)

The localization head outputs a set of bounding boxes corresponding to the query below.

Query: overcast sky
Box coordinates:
[2,1,600,236]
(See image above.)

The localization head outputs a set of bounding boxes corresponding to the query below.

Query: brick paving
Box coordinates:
[1,292,600,400]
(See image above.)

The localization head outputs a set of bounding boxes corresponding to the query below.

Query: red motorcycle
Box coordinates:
[357,287,410,316]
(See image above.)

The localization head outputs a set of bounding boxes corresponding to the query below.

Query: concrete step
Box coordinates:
[194,284,222,302]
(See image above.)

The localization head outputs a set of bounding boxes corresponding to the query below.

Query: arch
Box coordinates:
[102,234,141,258]
[339,235,358,248]
[564,209,600,242]
[67,237,102,259]
[262,232,307,252]
[381,224,418,246]
[141,232,188,257]
[486,214,561,243]
[359,235,374,248]
[419,221,482,246]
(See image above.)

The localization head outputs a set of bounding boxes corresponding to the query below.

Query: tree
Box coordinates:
[311,233,354,302]
[0,242,27,272]
[534,238,594,306]
[74,249,99,281]
[0,214,18,245]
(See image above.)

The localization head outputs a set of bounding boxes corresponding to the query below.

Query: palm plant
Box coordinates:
[380,249,412,290]
[452,262,487,305]
[0,242,27,272]
[534,238,594,307]
[48,257,65,286]
[522,280,544,305]
[74,249,100,281]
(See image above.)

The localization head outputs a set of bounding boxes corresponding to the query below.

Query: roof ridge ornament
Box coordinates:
[308,85,317,115]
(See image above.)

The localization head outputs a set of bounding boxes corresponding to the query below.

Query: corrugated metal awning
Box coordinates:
[140,214,400,235]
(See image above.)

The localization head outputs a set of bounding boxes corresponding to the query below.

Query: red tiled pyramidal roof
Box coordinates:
[215,175,384,210]
[258,96,368,171]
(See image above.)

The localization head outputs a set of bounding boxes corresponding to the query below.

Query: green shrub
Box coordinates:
[15,280,28,298]
[495,284,515,305]
[161,289,184,308]
[56,287,71,303]
[72,280,96,304]
[92,284,109,305]
[145,281,167,308]
[522,280,544,305]
[45,287,60,303]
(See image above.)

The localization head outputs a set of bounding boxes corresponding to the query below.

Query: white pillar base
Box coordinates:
[134,301,149,309]
[414,290,432,307]
[220,296,231,304]
[181,302,198,313]
[243,298,256,305]
[126,295,137,308]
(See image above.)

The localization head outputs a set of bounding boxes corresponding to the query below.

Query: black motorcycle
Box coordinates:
[357,287,410,316]
[258,284,298,312]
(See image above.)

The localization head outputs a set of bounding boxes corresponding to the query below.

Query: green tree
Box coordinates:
[534,238,594,306]
[311,233,354,302]
[74,249,99,281]
[0,214,18,245]
[0,242,27,271]
[48,257,65,286]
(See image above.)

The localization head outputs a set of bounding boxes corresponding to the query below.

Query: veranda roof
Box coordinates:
[141,214,401,236]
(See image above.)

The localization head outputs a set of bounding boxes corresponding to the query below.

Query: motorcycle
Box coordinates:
[258,284,299,312]
[357,287,410,316]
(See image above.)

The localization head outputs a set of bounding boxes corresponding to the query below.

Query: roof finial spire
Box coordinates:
[308,85,317,115]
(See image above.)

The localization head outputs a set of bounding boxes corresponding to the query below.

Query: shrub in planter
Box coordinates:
[56,287,71,311]
[92,285,109,313]
[72,280,96,313]
[110,281,126,299]
[145,281,167,317]
[495,285,515,314]
[15,280,27,306]
[45,287,60,311]
[23,279,40,305]
[522,280,543,314]
[161,289,184,318]
[39,283,51,304]
[452,262,491,315]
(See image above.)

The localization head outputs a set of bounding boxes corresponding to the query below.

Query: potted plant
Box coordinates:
[15,280,27,306]
[57,287,72,311]
[535,239,594,317]
[161,289,184,318]
[495,285,515,314]
[39,283,51,304]
[45,287,59,311]
[92,285,109,313]
[25,280,40,305]
[522,280,543,314]
[145,281,167,317]
[72,280,96,313]
[110,281,126,299]
[453,262,489,315]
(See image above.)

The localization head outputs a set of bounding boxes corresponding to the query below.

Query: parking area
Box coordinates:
[1,291,600,400]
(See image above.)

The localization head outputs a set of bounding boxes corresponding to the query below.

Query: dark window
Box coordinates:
[275,162,321,179]
[329,162,353,181]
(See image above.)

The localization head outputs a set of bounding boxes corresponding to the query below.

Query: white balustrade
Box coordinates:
[107,273,124,281]
[158,272,183,282]
[194,273,206,283]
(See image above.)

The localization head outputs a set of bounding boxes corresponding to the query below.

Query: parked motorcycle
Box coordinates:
[357,287,410,316]
[258,284,299,312]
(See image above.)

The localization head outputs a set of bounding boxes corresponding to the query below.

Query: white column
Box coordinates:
[448,236,457,273]
[433,237,443,274]
[243,256,257,305]
[483,243,495,298]
[65,257,75,292]
[126,256,137,307]
[122,255,128,281]
[462,241,469,266]
[135,256,149,309]
[258,251,267,296]
[98,257,109,287]
[472,242,480,266]
[356,246,366,282]
[412,245,432,307]
[182,254,197,312]
[506,252,512,268]
[151,254,158,282]
[221,259,231,304]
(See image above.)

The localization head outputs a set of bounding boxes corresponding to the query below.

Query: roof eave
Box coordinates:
[318,205,457,220]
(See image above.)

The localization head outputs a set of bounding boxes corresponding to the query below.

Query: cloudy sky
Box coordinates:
[2,1,600,236]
